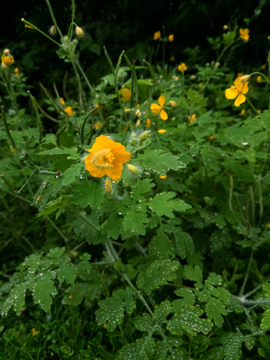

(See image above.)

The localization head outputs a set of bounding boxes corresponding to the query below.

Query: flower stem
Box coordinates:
[246,97,258,114]
[239,250,253,296]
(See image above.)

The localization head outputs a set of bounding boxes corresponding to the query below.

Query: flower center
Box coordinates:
[91,148,115,170]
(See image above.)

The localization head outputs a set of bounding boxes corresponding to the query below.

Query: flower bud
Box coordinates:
[239,75,250,83]
[49,25,57,36]
[127,164,140,176]
[169,100,177,107]
[136,120,140,127]
[139,130,151,142]
[105,178,113,194]
[75,26,84,37]
[223,25,228,30]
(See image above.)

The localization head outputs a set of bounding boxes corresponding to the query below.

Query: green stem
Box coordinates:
[239,250,253,296]
[245,276,270,298]
[21,18,61,46]
[76,61,95,94]
[246,97,258,114]
[46,217,69,244]
[1,106,17,149]
[76,212,100,232]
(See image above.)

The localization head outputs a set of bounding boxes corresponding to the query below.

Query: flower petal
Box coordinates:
[225,86,238,100]
[158,95,166,107]
[160,109,168,120]
[234,94,246,107]
[242,82,249,94]
[151,103,161,115]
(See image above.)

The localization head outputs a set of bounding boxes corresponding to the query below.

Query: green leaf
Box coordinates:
[138,149,185,173]
[153,300,172,322]
[183,264,203,287]
[205,297,227,328]
[134,313,154,332]
[167,305,212,336]
[96,298,125,332]
[148,191,191,218]
[37,196,71,218]
[149,228,174,259]
[101,214,123,240]
[137,260,179,295]
[2,283,26,316]
[113,287,137,316]
[123,211,149,236]
[174,228,194,259]
[173,288,195,308]
[39,146,80,159]
[116,336,155,360]
[56,264,77,285]
[62,163,81,186]
[72,181,105,210]
[132,179,155,200]
[63,282,103,307]
[33,273,57,312]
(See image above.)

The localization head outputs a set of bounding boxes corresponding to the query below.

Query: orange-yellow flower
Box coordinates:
[209,135,214,140]
[158,129,167,133]
[32,328,40,336]
[1,49,14,68]
[60,97,65,104]
[168,34,174,42]
[225,77,249,107]
[237,72,244,78]
[14,68,20,77]
[151,95,168,120]
[160,175,167,179]
[146,119,151,128]
[178,63,187,72]
[153,31,161,40]
[85,135,131,181]
[240,109,245,115]
[188,114,196,123]
[239,28,249,41]
[121,88,131,102]
[94,122,101,129]
[64,106,74,116]
[257,75,262,83]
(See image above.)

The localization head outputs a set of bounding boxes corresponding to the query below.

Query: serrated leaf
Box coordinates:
[101,214,123,240]
[184,264,203,287]
[56,264,77,285]
[33,274,57,312]
[205,297,227,328]
[148,192,191,218]
[37,196,71,218]
[72,181,105,210]
[167,305,212,336]
[138,149,185,173]
[39,146,80,159]
[63,282,103,307]
[222,332,244,360]
[96,298,125,332]
[132,179,155,200]
[174,228,194,259]
[123,211,149,235]
[137,260,179,295]
[62,163,81,186]
[116,336,155,360]
[149,228,174,259]
[173,288,195,308]
[113,287,137,316]
[2,283,26,316]
[153,300,172,322]
[134,313,154,332]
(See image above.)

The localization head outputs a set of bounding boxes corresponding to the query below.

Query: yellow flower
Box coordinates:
[158,129,167,133]
[257,110,261,114]
[261,64,266,70]
[188,114,196,123]
[160,175,167,179]
[225,77,249,107]
[239,28,249,41]
[240,109,245,115]
[122,126,128,132]
[75,26,84,37]
[85,135,131,181]
[223,25,228,30]
[257,75,262,83]
[199,82,203,89]
[150,95,168,120]
[209,135,214,140]
[60,97,65,104]
[94,122,101,129]
[168,34,174,42]
[237,72,244,78]
[121,88,131,102]
[136,120,140,127]
[169,100,177,107]
[64,106,74,116]
[14,68,20,77]
[1,50,14,68]
[178,63,187,72]
[153,31,161,40]
[32,328,40,336]
[146,119,151,128]
[239,75,250,83]
[170,56,175,62]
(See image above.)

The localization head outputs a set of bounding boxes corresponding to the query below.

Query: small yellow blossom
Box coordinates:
[25,24,35,29]
[199,82,203,89]
[136,120,140,127]
[153,31,161,40]
[135,109,141,117]
[160,175,167,179]
[151,95,168,120]
[121,88,131,102]
[169,100,177,107]
[168,34,174,42]
[237,72,244,78]
[240,109,246,115]
[170,56,175,62]
[223,25,228,30]
[75,26,84,37]
[209,135,214,140]
[32,328,40,336]
[239,28,249,41]
[105,178,113,194]
[188,114,196,123]
[146,119,151,128]
[60,97,65,104]
[37,195,42,201]
[64,106,74,116]
[127,164,140,176]
[225,77,249,107]
[85,135,131,181]
[49,26,57,35]
[14,68,20,77]
[178,63,187,72]
[261,64,266,70]
[173,76,179,80]
[257,75,262,83]
[1,50,14,68]
[158,129,167,133]
[257,110,261,114]
[122,126,128,132]
[94,122,101,129]
[103,323,107,329]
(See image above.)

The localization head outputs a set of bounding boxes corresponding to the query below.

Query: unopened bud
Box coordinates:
[105,178,113,194]
[136,120,140,127]
[49,25,57,36]
[75,26,84,37]
[139,130,151,142]
[239,75,250,83]
[169,100,177,107]
[223,25,228,30]
[127,164,140,176]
